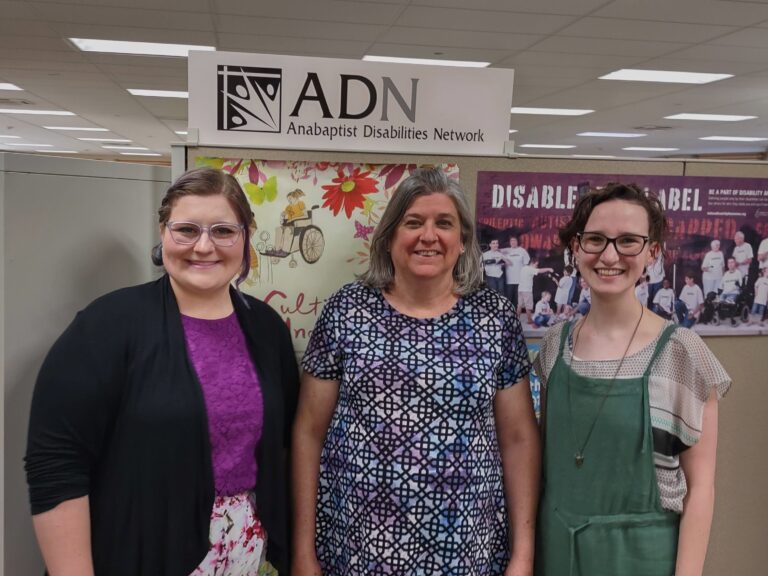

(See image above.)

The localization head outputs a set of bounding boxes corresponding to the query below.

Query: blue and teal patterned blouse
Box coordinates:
[302,282,531,575]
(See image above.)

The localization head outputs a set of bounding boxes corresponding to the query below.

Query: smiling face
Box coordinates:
[161,194,245,300]
[489,239,499,251]
[573,199,655,301]
[389,192,463,287]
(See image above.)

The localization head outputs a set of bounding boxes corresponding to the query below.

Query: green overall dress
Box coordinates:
[536,323,681,576]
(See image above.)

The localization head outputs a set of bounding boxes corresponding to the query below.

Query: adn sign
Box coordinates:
[188,51,514,156]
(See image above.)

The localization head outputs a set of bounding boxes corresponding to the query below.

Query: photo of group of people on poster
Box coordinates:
[476,171,768,337]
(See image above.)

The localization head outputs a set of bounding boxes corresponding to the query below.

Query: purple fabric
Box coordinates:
[181,312,263,496]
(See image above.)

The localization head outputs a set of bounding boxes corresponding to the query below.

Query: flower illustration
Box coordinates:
[321,168,378,218]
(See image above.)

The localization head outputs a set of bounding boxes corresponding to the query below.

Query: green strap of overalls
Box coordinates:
[536,322,680,576]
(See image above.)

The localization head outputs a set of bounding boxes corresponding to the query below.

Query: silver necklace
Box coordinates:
[567,303,644,468]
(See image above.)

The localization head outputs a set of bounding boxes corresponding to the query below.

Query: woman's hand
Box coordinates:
[504,553,533,576]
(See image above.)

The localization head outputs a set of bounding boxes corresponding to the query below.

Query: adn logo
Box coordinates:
[217,65,282,132]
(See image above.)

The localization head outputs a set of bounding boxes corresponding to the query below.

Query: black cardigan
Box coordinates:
[25,275,298,575]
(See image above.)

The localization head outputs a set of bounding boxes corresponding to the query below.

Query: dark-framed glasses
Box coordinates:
[167,221,244,246]
[576,231,649,256]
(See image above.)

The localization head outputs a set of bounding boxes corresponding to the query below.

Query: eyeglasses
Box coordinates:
[576,231,649,256]
[166,221,244,246]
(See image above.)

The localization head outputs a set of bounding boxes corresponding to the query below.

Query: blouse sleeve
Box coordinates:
[652,328,732,449]
[25,311,123,515]
[301,291,343,381]
[532,322,566,392]
[496,301,531,389]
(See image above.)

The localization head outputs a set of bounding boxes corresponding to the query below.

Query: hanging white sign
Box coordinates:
[188,51,514,156]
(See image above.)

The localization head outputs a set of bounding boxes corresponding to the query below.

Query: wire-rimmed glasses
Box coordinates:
[166,221,244,246]
[576,231,649,256]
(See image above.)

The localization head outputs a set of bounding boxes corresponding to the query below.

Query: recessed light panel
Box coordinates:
[0,109,74,115]
[0,83,22,90]
[511,107,593,116]
[120,152,162,156]
[44,126,109,131]
[623,147,679,151]
[363,55,489,68]
[600,69,732,84]
[699,136,767,142]
[577,132,646,138]
[102,145,150,150]
[128,89,188,98]
[78,137,131,142]
[519,144,576,149]
[69,39,215,57]
[665,113,756,121]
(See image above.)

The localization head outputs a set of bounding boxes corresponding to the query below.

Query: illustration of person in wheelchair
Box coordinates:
[260,188,325,268]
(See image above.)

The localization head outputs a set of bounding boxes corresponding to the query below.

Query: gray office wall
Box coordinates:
[1,152,169,575]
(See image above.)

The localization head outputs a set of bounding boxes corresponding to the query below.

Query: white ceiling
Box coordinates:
[2,0,768,162]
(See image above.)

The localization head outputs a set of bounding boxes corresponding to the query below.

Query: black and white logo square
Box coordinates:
[217,65,282,132]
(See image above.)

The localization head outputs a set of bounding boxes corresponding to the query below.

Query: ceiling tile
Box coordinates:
[665,43,768,63]
[557,16,736,42]
[396,6,576,34]
[26,3,214,30]
[215,14,387,41]
[378,27,540,51]
[594,0,768,26]
[412,0,608,15]
[214,0,404,23]
[709,27,768,48]
[530,36,689,58]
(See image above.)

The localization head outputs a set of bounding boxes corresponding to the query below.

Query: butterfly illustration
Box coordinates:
[354,220,375,241]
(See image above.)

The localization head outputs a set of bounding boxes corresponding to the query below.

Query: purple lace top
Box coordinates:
[181,312,263,496]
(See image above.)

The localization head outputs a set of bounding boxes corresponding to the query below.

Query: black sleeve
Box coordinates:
[25,311,123,515]
[277,316,300,448]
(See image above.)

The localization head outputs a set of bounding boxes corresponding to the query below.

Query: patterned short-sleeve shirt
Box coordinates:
[302,282,531,575]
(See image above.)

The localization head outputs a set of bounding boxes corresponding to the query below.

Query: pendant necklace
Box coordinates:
[567,302,644,468]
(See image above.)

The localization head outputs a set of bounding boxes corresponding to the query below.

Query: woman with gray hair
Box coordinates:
[292,168,540,575]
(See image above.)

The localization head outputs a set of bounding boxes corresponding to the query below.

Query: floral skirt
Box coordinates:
[190,492,278,576]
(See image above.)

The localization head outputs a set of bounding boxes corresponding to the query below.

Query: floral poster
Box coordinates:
[195,156,459,354]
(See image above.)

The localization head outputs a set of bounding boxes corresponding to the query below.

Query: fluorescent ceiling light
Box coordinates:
[69,38,215,57]
[0,108,74,115]
[44,126,108,131]
[508,129,518,134]
[40,150,78,153]
[0,134,21,139]
[573,154,617,158]
[120,152,162,156]
[665,113,756,121]
[175,130,188,135]
[511,107,593,116]
[577,132,646,138]
[7,143,53,147]
[78,137,131,142]
[363,55,489,68]
[102,145,149,150]
[699,136,768,142]
[519,144,576,149]
[600,69,732,84]
[128,89,188,98]
[0,83,22,90]
[623,147,679,151]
